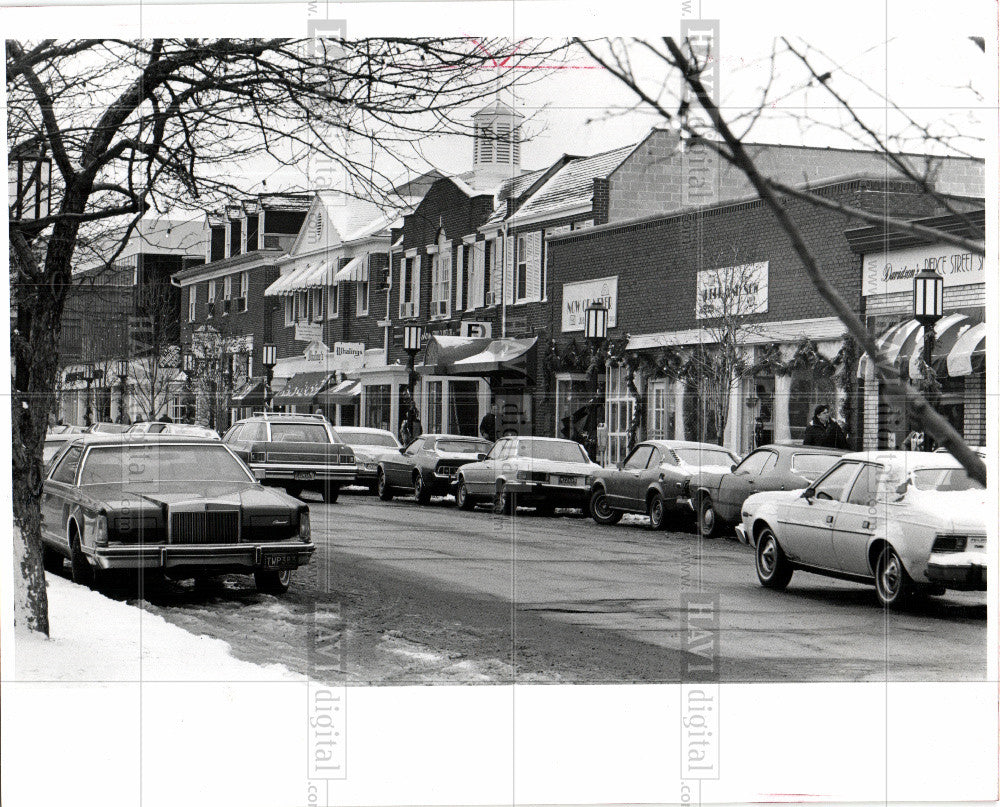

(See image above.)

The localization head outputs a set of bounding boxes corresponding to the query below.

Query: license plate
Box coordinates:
[969,536,987,550]
[558,475,579,486]
[294,471,315,481]
[263,553,296,570]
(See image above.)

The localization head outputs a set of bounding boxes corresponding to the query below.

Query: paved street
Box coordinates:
[119,488,986,685]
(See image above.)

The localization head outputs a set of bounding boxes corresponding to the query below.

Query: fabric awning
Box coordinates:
[265,262,329,296]
[857,314,984,379]
[334,255,368,284]
[265,264,310,296]
[451,338,537,378]
[417,336,493,375]
[296,259,331,290]
[271,371,335,407]
[316,379,361,406]
[231,377,266,406]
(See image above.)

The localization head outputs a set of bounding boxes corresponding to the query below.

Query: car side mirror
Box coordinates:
[802,487,815,502]
[895,479,910,495]
[399,447,407,454]
[731,463,738,472]
[477,453,487,461]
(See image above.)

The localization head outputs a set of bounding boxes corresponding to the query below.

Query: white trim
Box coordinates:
[404,247,418,258]
[462,234,479,244]
[506,202,592,229]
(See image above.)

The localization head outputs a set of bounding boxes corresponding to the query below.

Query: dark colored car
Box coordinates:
[687,442,847,537]
[588,440,739,530]
[40,435,314,594]
[376,434,494,504]
[223,412,356,502]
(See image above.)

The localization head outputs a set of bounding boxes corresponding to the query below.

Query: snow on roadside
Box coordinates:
[15,573,306,682]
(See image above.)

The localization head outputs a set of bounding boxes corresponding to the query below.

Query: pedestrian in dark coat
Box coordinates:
[803,404,850,449]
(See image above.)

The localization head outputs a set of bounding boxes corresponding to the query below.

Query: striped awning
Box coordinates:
[334,255,368,284]
[857,313,984,379]
[264,261,330,296]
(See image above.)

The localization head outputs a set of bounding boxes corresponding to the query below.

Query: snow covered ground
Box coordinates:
[15,573,304,682]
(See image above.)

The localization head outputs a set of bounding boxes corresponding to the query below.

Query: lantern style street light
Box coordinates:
[262,343,277,412]
[583,300,609,463]
[403,323,424,399]
[913,265,944,451]
[584,299,609,343]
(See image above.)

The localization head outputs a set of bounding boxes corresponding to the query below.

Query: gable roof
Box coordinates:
[482,163,565,226]
[287,192,388,257]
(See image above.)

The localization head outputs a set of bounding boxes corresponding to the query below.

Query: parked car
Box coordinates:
[377,434,493,504]
[48,424,88,435]
[126,421,168,434]
[39,434,314,594]
[86,422,131,434]
[223,412,356,502]
[686,443,847,537]
[44,434,76,465]
[935,445,987,459]
[159,423,221,439]
[588,440,739,530]
[456,436,601,515]
[740,450,986,608]
[331,426,402,491]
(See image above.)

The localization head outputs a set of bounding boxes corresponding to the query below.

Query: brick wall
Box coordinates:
[963,372,986,446]
[606,129,683,224]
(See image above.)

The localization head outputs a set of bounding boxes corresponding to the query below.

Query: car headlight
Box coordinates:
[299,510,311,542]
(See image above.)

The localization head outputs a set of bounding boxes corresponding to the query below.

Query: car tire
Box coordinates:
[285,484,304,500]
[494,480,514,515]
[42,543,64,572]
[648,493,669,531]
[456,480,475,511]
[377,468,394,501]
[69,524,95,588]
[755,526,793,590]
[697,494,719,538]
[414,472,431,505]
[321,483,340,504]
[589,488,622,525]
[875,545,911,609]
[255,569,291,595]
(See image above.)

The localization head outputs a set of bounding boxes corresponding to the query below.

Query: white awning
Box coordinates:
[265,263,313,296]
[626,317,846,351]
[334,255,368,284]
[947,321,986,377]
[297,259,331,290]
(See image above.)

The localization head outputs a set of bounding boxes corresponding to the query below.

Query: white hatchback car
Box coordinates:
[740,450,987,608]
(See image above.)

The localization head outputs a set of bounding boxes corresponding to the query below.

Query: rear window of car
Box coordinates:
[791,453,841,480]
[269,424,331,443]
[516,440,589,463]
[911,467,984,491]
[435,439,492,454]
[337,432,399,448]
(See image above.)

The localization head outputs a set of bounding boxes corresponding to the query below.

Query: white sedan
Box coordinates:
[739,450,986,608]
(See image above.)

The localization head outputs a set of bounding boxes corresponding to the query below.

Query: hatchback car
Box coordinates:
[589,440,739,530]
[377,434,493,504]
[742,451,986,608]
[456,436,601,514]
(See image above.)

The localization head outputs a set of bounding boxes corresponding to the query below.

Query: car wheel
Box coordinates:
[648,493,669,531]
[285,484,304,499]
[377,468,394,501]
[697,495,719,538]
[755,526,793,590]
[494,480,514,515]
[69,524,95,588]
[255,569,291,595]
[42,543,64,572]
[589,488,622,525]
[321,483,340,504]
[456,480,475,511]
[875,545,911,609]
[414,472,431,505]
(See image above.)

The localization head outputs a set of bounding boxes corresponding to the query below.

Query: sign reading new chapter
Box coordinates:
[862,243,984,297]
[562,276,618,333]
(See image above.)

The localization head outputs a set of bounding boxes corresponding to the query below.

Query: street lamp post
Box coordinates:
[82,369,95,426]
[402,324,424,428]
[182,351,198,424]
[584,300,609,463]
[262,343,277,412]
[913,264,944,451]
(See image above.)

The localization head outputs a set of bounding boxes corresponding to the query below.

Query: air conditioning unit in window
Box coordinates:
[485,290,496,307]
[400,301,416,319]
[433,300,449,318]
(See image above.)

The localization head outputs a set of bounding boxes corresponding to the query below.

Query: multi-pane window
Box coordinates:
[223,275,232,299]
[468,242,486,309]
[328,283,338,319]
[648,379,674,439]
[207,280,217,302]
[399,253,419,318]
[239,271,249,311]
[605,365,635,467]
[514,231,542,303]
[430,239,452,320]
[356,256,369,316]
[311,288,324,321]
[284,296,293,326]
[295,290,308,322]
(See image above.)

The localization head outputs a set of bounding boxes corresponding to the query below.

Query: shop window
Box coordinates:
[556,374,590,440]
[426,380,443,434]
[648,379,675,439]
[605,365,634,467]
[365,384,392,431]
[448,380,480,437]
[789,370,837,442]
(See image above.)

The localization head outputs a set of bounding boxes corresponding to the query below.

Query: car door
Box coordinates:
[606,444,654,508]
[387,437,422,485]
[473,438,508,494]
[41,444,85,547]
[777,460,863,569]
[717,450,775,522]
[831,462,883,576]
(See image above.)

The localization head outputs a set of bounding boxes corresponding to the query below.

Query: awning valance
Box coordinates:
[857,313,984,379]
[316,379,361,406]
[272,371,335,407]
[334,255,368,284]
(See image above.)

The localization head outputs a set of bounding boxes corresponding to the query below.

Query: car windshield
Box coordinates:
[910,467,984,492]
[792,453,841,480]
[436,439,492,454]
[78,444,252,486]
[673,448,736,466]
[337,432,399,448]
[516,440,589,463]
[269,424,330,443]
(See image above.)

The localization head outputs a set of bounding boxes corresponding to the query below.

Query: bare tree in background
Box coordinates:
[8,37,566,634]
[575,35,986,486]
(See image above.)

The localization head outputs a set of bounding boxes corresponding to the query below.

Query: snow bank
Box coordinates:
[15,573,305,682]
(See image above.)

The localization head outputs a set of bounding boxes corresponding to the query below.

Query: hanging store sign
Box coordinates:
[562,275,618,333]
[862,244,984,297]
[295,322,323,342]
[695,262,768,320]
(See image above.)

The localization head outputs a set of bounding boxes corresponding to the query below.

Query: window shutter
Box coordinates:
[503,235,514,305]
[472,243,486,309]
[414,254,421,315]
[398,257,407,318]
[526,231,542,302]
[454,245,464,312]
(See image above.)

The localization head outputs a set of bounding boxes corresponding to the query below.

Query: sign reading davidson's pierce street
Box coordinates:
[562,275,618,332]
[862,243,985,297]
